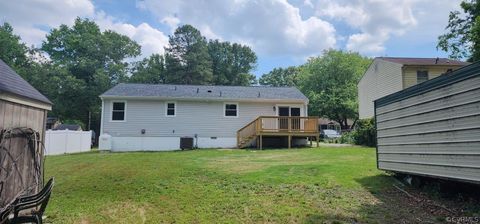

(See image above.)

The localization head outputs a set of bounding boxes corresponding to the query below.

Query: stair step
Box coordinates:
[238,135,258,148]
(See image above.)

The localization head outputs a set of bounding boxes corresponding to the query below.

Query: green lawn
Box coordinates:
[43,147,466,223]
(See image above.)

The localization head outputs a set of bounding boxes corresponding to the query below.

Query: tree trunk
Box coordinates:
[351,118,358,130]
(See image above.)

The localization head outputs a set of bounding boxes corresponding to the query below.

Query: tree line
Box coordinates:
[259,50,371,129]
[0,18,257,134]
[0,0,476,135]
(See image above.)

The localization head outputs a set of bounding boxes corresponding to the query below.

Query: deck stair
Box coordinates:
[237,116,319,149]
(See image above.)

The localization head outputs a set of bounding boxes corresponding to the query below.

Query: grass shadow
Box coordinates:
[353,174,480,223]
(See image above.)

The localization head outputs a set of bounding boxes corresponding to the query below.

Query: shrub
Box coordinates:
[351,118,377,147]
[338,131,354,144]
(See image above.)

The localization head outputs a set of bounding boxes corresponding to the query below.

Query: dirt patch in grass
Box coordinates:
[101,201,149,223]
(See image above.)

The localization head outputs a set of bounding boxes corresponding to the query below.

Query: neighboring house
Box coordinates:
[358,57,469,119]
[375,62,480,184]
[46,117,61,130]
[0,59,52,207]
[53,124,82,131]
[318,118,353,132]
[99,83,319,151]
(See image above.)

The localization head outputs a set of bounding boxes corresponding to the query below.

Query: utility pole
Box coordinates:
[88,111,91,131]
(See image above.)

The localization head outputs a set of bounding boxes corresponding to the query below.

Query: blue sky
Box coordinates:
[0,0,461,77]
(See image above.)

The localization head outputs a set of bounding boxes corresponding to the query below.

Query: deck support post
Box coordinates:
[316,134,319,147]
[288,135,291,149]
[259,135,263,150]
[309,137,312,147]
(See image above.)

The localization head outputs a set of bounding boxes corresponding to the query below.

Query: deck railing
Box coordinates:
[257,116,319,133]
[237,116,319,147]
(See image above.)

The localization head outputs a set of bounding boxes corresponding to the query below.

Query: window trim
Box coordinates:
[110,101,126,122]
[416,70,429,84]
[275,104,304,117]
[224,102,239,118]
[165,101,176,117]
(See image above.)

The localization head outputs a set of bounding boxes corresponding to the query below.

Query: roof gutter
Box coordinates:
[0,92,52,110]
[99,95,309,104]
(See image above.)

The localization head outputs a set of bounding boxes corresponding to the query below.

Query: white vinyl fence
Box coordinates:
[45,130,92,155]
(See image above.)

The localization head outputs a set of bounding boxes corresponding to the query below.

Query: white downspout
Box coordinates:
[100,99,104,134]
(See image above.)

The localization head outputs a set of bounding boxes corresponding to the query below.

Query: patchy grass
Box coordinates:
[44,147,478,223]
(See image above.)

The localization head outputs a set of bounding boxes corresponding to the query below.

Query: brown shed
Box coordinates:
[0,59,52,207]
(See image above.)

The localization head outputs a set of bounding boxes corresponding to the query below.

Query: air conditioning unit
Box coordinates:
[180,137,194,150]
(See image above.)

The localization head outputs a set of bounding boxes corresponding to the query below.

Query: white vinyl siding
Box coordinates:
[376,74,480,183]
[358,59,403,118]
[102,99,305,138]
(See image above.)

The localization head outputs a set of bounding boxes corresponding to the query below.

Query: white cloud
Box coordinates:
[94,12,169,57]
[347,33,388,53]
[312,0,462,56]
[137,0,337,57]
[161,16,180,32]
[0,0,94,46]
[314,0,417,55]
[0,0,465,61]
[0,0,169,58]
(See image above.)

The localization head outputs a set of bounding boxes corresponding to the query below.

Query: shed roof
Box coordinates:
[377,57,469,66]
[53,124,82,131]
[0,59,52,105]
[101,83,308,102]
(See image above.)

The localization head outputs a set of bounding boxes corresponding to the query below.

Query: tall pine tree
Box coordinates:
[164,25,213,84]
[208,40,257,86]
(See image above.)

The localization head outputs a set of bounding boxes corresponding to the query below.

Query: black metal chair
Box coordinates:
[0,206,13,224]
[9,178,54,224]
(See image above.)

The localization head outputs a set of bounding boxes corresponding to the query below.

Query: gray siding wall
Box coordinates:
[102,99,305,138]
[0,99,48,207]
[0,99,47,140]
[358,59,403,119]
[376,75,480,183]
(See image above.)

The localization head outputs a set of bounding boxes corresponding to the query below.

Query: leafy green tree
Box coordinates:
[259,66,298,87]
[164,25,213,84]
[298,50,371,129]
[129,54,166,84]
[0,22,29,70]
[438,0,480,61]
[208,40,257,86]
[42,18,140,84]
[26,62,87,120]
[41,17,141,131]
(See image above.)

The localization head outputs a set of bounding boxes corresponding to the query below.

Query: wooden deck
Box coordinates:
[237,116,319,149]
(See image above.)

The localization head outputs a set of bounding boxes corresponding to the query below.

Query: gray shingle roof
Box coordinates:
[54,124,82,131]
[101,83,308,102]
[0,59,52,104]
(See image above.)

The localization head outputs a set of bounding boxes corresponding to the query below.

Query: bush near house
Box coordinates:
[351,118,377,147]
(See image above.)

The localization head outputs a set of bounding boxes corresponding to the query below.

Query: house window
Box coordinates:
[166,102,176,116]
[225,103,238,117]
[112,102,125,121]
[417,71,429,84]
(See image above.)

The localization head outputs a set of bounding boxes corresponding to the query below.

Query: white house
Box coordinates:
[358,57,468,119]
[99,83,318,151]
